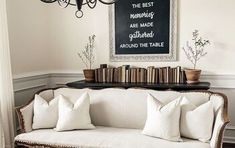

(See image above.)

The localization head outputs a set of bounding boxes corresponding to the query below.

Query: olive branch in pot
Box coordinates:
[182,30,210,69]
[77,35,95,69]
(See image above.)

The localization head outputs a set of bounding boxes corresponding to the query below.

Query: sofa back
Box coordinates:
[52,88,211,129]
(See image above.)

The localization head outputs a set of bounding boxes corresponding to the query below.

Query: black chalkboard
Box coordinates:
[114,0,171,55]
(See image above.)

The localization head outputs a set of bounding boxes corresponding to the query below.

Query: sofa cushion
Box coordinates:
[180,97,214,142]
[55,93,95,131]
[15,126,210,148]
[53,88,211,129]
[142,94,182,142]
[32,95,59,129]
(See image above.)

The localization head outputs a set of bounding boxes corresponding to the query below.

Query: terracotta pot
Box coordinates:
[83,69,95,82]
[184,69,201,84]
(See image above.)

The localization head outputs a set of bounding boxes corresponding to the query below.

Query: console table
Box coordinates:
[66,80,210,91]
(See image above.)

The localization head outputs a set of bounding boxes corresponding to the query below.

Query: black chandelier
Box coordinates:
[41,0,117,18]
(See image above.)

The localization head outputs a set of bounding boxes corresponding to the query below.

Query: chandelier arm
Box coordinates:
[98,0,117,5]
[68,0,97,6]
[86,0,97,9]
[58,0,70,8]
[88,0,96,4]
[57,0,115,7]
[68,2,77,6]
[40,0,57,3]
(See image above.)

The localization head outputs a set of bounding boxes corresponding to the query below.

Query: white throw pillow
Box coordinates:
[180,97,214,142]
[142,94,182,142]
[32,95,59,129]
[55,93,95,131]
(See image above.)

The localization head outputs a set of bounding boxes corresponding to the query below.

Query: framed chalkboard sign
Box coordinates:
[109,0,177,62]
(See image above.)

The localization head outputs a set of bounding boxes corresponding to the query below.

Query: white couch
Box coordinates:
[15,88,229,148]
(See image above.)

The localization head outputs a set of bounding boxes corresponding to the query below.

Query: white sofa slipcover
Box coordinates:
[15,88,229,148]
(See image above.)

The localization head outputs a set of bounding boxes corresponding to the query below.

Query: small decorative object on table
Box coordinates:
[183,30,210,84]
[77,35,96,82]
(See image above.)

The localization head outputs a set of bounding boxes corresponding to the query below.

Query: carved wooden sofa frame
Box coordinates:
[15,88,229,148]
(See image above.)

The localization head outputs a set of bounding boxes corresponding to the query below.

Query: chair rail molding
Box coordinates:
[13,73,50,92]
[200,74,235,89]
[13,72,235,89]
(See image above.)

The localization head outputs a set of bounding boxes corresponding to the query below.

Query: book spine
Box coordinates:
[136,68,139,83]
[125,69,129,83]
[94,69,98,82]
[99,68,102,83]
[104,68,106,83]
[107,68,110,83]
[114,68,118,83]
[150,67,153,83]
[180,69,186,84]
[110,68,113,83]
[176,66,181,83]
[140,69,143,83]
[93,65,185,84]
[119,67,122,83]
[121,66,126,83]
[163,68,166,83]
[147,67,150,83]
[159,68,162,84]
[133,68,137,83]
[130,68,133,83]
[155,68,159,84]
[152,68,156,83]
[166,67,170,83]
[144,69,147,83]
[169,68,172,84]
[173,68,176,83]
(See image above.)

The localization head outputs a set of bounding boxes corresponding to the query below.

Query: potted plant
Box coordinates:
[78,35,95,82]
[182,30,210,84]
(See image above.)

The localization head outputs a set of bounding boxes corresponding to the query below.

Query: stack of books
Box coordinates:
[94,65,186,84]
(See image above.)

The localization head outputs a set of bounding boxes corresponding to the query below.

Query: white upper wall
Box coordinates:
[6,0,51,77]
[7,0,235,76]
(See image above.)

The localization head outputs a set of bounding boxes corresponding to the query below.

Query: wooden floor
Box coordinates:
[223,143,235,148]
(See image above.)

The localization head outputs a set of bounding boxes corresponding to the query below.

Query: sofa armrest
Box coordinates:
[16,101,34,133]
[15,88,56,133]
[210,93,229,148]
